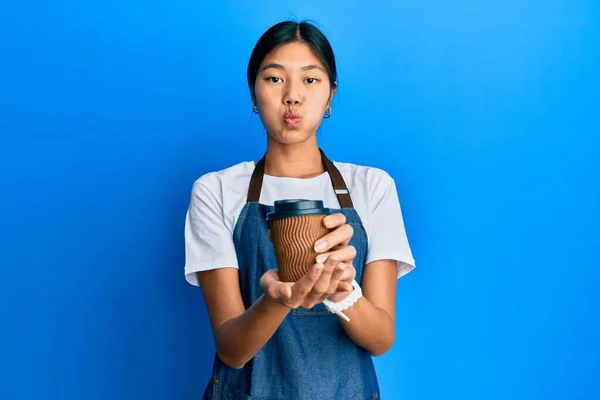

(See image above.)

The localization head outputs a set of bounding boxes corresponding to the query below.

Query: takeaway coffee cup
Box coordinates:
[266,199,332,282]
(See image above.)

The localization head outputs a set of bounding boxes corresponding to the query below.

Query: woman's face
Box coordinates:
[253,41,335,145]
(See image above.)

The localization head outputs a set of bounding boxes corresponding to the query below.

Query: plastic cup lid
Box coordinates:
[266,199,331,221]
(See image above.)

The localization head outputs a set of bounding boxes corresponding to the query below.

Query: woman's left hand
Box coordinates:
[313,213,357,302]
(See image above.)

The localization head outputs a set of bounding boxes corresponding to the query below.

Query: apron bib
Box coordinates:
[203,149,380,400]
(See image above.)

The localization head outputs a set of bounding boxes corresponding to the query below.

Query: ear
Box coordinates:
[327,84,337,108]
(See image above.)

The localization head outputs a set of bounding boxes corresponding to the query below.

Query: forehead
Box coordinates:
[260,41,325,69]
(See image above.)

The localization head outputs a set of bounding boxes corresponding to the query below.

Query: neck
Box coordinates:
[264,137,324,179]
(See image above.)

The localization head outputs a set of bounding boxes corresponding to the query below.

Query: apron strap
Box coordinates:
[246,148,354,209]
[247,156,265,205]
[319,149,354,209]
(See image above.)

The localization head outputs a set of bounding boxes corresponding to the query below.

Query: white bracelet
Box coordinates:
[322,280,362,322]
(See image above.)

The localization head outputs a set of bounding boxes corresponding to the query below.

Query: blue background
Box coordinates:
[1,1,598,399]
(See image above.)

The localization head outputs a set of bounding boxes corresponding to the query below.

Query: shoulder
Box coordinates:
[192,161,255,195]
[332,160,395,191]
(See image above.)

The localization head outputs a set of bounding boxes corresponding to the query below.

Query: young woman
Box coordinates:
[184,20,415,400]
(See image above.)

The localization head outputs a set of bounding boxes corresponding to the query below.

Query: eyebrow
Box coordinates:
[261,63,325,72]
[301,64,324,72]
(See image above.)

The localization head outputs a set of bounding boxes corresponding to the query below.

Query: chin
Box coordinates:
[268,127,315,145]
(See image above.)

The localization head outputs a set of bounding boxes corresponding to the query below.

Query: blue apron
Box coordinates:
[203,149,380,399]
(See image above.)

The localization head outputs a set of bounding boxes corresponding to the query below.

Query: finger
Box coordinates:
[290,263,324,302]
[338,262,357,283]
[337,280,353,292]
[277,284,292,299]
[325,282,353,304]
[322,213,346,229]
[259,268,279,292]
[266,282,282,300]
[315,246,356,265]
[265,281,290,300]
[326,262,347,296]
[310,259,337,299]
[331,240,351,251]
[303,292,324,309]
[314,224,354,254]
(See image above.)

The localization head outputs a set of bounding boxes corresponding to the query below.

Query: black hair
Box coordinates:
[247,20,338,101]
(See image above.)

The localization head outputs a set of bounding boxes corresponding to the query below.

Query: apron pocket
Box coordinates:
[211,381,252,400]
[291,302,333,316]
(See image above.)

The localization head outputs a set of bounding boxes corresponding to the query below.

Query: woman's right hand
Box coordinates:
[259,262,353,309]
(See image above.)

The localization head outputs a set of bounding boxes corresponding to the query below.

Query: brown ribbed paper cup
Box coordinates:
[267,200,332,282]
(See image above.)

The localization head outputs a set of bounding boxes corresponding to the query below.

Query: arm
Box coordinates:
[310,215,398,356]
[315,206,411,356]
[187,179,292,368]
[331,259,398,356]
[332,171,413,355]
[197,268,290,369]
[197,261,350,369]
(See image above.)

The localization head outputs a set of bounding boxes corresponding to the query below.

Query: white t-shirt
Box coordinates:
[184,160,416,286]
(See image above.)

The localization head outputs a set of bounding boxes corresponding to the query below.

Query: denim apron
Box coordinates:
[203,149,380,400]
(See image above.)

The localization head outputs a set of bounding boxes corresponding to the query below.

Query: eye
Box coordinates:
[305,77,319,84]
[265,77,282,83]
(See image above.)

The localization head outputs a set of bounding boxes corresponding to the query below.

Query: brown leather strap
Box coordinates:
[246,148,354,208]
[247,156,265,205]
[319,149,354,208]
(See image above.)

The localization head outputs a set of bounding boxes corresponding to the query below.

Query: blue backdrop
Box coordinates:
[1,1,598,399]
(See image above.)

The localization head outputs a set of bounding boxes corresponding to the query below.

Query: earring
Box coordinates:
[323,107,331,119]
[252,104,259,114]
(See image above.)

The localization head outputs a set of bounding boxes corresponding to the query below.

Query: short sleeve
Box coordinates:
[184,178,239,286]
[365,171,416,278]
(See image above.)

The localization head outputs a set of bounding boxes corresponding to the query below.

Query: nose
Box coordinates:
[282,80,302,105]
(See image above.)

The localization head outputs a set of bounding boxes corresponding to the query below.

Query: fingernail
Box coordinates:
[314,240,327,252]
[316,254,328,264]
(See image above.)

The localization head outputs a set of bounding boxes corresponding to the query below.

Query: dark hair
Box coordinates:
[247,21,338,100]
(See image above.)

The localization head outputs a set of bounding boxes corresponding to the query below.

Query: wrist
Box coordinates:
[327,278,357,302]
[322,280,363,322]
[327,290,352,303]
[261,293,291,312]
